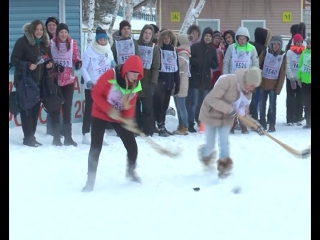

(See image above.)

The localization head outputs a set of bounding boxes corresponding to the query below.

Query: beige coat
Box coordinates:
[176,45,191,97]
[199,69,256,127]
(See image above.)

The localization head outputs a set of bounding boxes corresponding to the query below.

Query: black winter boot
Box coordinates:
[63,123,78,147]
[52,124,62,146]
[158,122,170,137]
[188,122,197,133]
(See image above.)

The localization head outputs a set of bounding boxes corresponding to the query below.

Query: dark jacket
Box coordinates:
[157,29,180,91]
[137,24,161,97]
[11,22,53,86]
[189,27,218,91]
[250,27,272,57]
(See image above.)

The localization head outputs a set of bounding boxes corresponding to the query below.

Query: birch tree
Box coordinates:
[179,0,206,34]
[124,0,134,23]
[108,0,122,34]
[87,0,95,45]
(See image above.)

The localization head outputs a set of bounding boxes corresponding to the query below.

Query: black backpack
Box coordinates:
[42,70,65,113]
[15,61,40,111]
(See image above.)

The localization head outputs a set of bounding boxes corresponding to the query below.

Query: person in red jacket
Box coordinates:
[82,55,144,192]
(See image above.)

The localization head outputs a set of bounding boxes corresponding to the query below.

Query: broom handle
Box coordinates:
[237,114,299,153]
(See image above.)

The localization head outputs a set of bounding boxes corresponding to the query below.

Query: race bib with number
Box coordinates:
[262,52,284,80]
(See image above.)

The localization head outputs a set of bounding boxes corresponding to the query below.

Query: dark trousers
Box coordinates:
[87,117,138,174]
[136,96,154,136]
[301,83,311,126]
[50,108,62,140]
[286,79,303,123]
[82,89,93,135]
[259,89,277,126]
[20,101,41,143]
[249,87,260,120]
[60,83,75,138]
[153,88,171,128]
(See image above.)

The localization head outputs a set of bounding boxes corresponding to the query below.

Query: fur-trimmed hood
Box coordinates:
[23,22,50,47]
[158,29,177,48]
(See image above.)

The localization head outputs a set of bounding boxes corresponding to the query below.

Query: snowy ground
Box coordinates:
[9,86,311,240]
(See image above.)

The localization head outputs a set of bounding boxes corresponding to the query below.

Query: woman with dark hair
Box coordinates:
[11,20,54,147]
[50,23,82,146]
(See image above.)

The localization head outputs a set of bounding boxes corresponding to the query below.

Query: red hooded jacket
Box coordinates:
[91,55,144,123]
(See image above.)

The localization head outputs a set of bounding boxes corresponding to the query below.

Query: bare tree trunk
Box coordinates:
[124,0,134,23]
[87,0,96,45]
[179,0,206,34]
[108,0,122,34]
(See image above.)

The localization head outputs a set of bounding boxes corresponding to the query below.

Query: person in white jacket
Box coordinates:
[285,33,305,126]
[81,26,116,144]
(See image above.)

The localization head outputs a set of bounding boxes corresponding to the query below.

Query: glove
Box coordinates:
[75,60,82,70]
[86,81,94,90]
[290,80,297,90]
[148,83,156,96]
[227,109,237,117]
[111,60,116,68]
[54,63,65,73]
[108,107,121,120]
[256,124,264,136]
[174,85,180,95]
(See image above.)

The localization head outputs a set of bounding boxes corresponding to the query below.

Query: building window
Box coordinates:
[196,19,220,35]
[241,20,266,42]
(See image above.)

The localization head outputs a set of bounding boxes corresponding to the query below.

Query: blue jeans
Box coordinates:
[201,125,230,159]
[174,97,188,126]
[187,88,209,125]
[259,88,277,125]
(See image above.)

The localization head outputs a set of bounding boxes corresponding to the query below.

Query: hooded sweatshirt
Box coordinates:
[91,55,144,123]
[250,27,271,57]
[223,30,235,55]
[137,24,161,97]
[223,27,259,74]
[259,35,287,94]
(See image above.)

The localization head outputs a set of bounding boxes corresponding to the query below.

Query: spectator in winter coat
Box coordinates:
[249,27,272,121]
[50,23,82,146]
[198,67,263,177]
[10,20,54,147]
[187,24,201,46]
[297,37,311,129]
[188,27,218,133]
[154,29,180,137]
[223,26,259,134]
[259,35,287,132]
[211,31,224,87]
[111,20,140,64]
[82,55,144,192]
[135,24,161,136]
[222,30,235,56]
[172,33,194,135]
[285,22,307,52]
[285,33,305,126]
[45,16,61,137]
[81,26,116,145]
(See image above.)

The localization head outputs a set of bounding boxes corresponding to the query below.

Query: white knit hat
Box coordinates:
[244,67,262,87]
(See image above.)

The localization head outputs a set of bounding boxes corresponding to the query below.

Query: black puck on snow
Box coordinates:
[193,187,200,192]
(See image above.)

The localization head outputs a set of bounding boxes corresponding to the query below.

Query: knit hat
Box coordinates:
[95,26,108,41]
[119,20,131,36]
[293,34,303,44]
[244,67,262,87]
[213,31,221,39]
[45,16,59,28]
[150,24,159,34]
[56,23,69,36]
